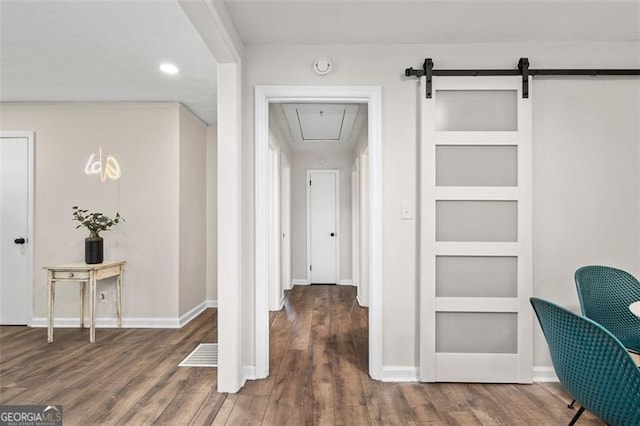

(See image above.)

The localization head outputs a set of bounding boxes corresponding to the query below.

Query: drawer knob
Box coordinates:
[68,272,74,278]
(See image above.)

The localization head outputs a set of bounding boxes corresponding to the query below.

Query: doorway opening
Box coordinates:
[254,86,382,381]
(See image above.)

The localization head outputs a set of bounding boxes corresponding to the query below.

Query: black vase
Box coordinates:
[85,236,104,264]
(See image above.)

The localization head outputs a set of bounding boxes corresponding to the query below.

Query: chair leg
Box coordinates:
[567,399,576,409]
[568,406,585,426]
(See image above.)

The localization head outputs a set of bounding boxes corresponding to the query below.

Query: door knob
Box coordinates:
[330,233,335,237]
[14,238,26,244]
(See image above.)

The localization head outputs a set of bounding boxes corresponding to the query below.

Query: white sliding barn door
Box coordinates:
[420,76,533,383]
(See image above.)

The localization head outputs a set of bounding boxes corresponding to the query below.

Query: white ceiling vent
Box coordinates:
[282,103,359,145]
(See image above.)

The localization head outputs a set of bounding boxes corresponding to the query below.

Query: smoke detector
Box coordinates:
[313,58,332,76]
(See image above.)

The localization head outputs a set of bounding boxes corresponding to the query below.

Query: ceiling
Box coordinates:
[0,1,217,124]
[271,103,367,153]
[1,1,638,127]
[282,103,360,144]
[225,1,640,45]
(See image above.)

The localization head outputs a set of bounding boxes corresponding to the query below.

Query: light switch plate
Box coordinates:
[401,200,413,220]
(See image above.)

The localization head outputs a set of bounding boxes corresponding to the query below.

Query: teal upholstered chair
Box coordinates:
[575,265,640,354]
[531,297,640,426]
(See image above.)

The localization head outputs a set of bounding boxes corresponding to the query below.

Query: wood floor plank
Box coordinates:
[190,386,228,426]
[455,383,515,425]
[217,285,604,425]
[0,308,225,425]
[396,383,445,423]
[155,368,220,425]
[2,289,609,425]
[299,286,335,425]
[211,393,238,426]
[262,346,311,423]
[241,292,300,399]
[364,380,415,424]
[439,409,484,425]
[332,402,371,426]
[223,395,270,425]
[330,287,369,408]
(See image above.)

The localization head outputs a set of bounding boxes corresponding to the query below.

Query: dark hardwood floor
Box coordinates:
[0,308,223,425]
[214,285,603,425]
[1,287,604,425]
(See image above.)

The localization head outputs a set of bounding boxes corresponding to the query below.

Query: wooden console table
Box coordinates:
[43,260,126,343]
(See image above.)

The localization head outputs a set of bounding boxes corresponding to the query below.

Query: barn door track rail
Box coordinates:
[404,57,640,99]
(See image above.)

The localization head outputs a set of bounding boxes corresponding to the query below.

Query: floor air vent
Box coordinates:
[178,343,218,367]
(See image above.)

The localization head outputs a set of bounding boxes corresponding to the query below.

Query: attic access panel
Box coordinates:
[282,103,359,144]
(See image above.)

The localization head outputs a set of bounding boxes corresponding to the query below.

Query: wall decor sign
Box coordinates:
[85,147,121,182]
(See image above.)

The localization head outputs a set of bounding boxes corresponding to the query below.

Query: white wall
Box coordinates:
[178,105,208,316]
[206,125,218,303]
[532,78,640,344]
[268,104,293,162]
[290,151,352,282]
[0,102,211,324]
[240,41,640,372]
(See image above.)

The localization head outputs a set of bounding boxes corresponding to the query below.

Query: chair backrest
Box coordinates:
[531,297,640,426]
[575,265,640,353]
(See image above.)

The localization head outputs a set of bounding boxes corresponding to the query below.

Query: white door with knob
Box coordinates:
[307,170,339,284]
[0,133,33,325]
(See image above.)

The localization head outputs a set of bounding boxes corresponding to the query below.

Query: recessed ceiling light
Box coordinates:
[159,63,179,75]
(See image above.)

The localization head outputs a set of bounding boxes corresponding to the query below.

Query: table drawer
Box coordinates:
[53,271,90,280]
[96,265,122,280]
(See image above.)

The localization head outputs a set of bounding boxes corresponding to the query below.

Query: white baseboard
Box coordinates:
[356,295,368,307]
[32,299,218,330]
[378,365,556,383]
[31,316,181,328]
[242,365,257,387]
[291,279,352,286]
[381,366,420,382]
[269,300,284,312]
[533,366,558,382]
[179,301,208,327]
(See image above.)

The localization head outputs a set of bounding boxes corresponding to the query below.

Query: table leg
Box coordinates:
[90,271,96,343]
[117,270,123,328]
[47,271,54,343]
[80,281,86,329]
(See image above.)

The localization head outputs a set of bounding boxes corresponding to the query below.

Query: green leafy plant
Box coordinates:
[72,206,124,238]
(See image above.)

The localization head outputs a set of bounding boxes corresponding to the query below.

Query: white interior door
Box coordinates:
[420,76,533,383]
[307,170,339,284]
[0,136,31,325]
[280,154,291,291]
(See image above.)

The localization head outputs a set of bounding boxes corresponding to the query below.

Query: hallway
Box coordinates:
[213,285,602,425]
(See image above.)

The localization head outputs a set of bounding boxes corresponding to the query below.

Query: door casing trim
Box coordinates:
[254,85,383,381]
